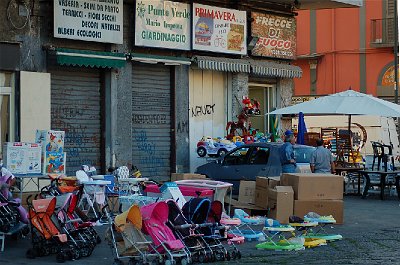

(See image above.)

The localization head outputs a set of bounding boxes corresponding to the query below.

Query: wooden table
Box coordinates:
[357,170,400,200]
[335,167,363,195]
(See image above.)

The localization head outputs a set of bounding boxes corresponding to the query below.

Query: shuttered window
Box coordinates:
[132,63,172,181]
[50,69,102,175]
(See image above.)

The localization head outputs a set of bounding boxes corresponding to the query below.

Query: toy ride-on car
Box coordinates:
[197,137,237,157]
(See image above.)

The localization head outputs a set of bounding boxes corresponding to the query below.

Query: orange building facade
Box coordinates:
[293,0,396,101]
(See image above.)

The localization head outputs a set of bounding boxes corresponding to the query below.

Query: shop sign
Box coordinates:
[381,65,400,87]
[291,96,317,105]
[135,0,190,50]
[251,12,296,59]
[54,0,123,44]
[192,3,247,55]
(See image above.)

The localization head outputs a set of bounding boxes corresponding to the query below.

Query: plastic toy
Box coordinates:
[256,219,305,251]
[242,97,261,116]
[197,136,236,157]
[303,212,343,242]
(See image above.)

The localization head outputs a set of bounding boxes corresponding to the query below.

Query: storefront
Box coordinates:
[48,49,126,175]
[131,61,173,179]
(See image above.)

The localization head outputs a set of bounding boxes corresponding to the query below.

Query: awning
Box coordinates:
[55,48,126,68]
[130,53,191,66]
[250,60,303,78]
[193,56,251,73]
[192,56,302,78]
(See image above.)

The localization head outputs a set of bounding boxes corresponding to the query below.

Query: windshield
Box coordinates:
[294,147,315,163]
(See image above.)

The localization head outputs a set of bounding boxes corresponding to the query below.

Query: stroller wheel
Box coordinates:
[71,248,81,260]
[198,254,206,263]
[26,248,37,259]
[56,252,66,263]
[226,252,231,261]
[206,253,212,262]
[80,246,92,257]
[181,257,192,265]
[237,250,242,259]
[96,235,102,244]
[113,259,124,265]
[215,252,224,261]
[231,250,237,260]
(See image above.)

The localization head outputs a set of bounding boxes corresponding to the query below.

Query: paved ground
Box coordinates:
[2,195,400,265]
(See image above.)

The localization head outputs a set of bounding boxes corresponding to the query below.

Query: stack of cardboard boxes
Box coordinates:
[282,173,344,224]
[254,176,294,224]
[240,173,344,224]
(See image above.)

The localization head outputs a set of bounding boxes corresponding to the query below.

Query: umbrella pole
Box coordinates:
[348,115,351,133]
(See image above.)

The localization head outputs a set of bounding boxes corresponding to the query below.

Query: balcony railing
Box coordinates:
[371,18,395,47]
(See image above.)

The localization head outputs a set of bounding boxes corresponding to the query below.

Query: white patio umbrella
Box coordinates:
[269,90,400,117]
[269,89,400,139]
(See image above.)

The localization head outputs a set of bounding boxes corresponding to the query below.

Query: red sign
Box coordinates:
[251,12,296,59]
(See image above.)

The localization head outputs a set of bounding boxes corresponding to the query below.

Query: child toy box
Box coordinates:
[35,130,65,153]
[3,142,42,174]
[160,182,187,208]
[43,151,66,174]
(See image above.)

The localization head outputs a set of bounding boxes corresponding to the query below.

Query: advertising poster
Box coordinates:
[192,3,246,55]
[251,12,296,59]
[54,0,123,44]
[135,0,191,50]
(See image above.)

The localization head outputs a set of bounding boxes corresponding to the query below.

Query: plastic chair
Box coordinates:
[103,175,119,214]
[371,141,394,171]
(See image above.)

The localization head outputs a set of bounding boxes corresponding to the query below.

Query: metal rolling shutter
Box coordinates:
[132,63,171,181]
[50,69,102,175]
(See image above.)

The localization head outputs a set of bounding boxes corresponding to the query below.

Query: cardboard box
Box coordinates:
[294,200,344,224]
[4,142,26,174]
[238,180,256,204]
[268,186,294,224]
[43,152,66,174]
[281,173,343,200]
[3,142,42,174]
[256,177,269,189]
[171,173,206,181]
[35,130,65,153]
[160,182,187,208]
[268,177,281,188]
[256,176,280,189]
[255,187,268,209]
[24,143,42,174]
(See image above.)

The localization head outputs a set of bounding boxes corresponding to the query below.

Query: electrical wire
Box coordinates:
[7,0,30,30]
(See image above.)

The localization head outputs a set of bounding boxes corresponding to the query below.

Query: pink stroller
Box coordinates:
[141,202,191,265]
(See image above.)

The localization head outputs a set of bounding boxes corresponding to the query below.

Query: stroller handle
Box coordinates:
[174,223,195,230]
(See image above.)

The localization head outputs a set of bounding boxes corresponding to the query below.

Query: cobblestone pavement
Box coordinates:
[2,196,400,265]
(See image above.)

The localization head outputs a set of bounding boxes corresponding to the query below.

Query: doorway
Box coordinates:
[0,72,15,156]
[249,84,277,134]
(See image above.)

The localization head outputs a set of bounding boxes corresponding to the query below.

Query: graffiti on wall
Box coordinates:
[190,104,216,117]
[132,129,165,177]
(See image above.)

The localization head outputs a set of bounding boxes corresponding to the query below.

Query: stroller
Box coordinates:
[56,193,100,251]
[106,204,162,265]
[141,201,190,265]
[25,196,72,262]
[182,198,238,261]
[166,199,211,263]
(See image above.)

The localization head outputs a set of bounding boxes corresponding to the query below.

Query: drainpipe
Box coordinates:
[332,9,336,93]
[395,0,399,104]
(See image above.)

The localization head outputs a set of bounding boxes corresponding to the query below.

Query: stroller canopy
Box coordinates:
[182,198,211,224]
[115,205,143,232]
[141,201,169,225]
[32,197,56,214]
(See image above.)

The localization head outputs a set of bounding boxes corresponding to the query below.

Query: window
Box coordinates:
[0,72,15,156]
[249,147,270,164]
[294,147,315,163]
[223,147,250,165]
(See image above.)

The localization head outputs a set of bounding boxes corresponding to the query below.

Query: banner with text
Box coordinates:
[251,12,296,59]
[54,0,123,44]
[192,3,246,55]
[135,0,190,50]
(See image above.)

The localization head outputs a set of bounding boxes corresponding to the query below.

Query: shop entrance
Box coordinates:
[249,84,277,135]
[0,72,14,155]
